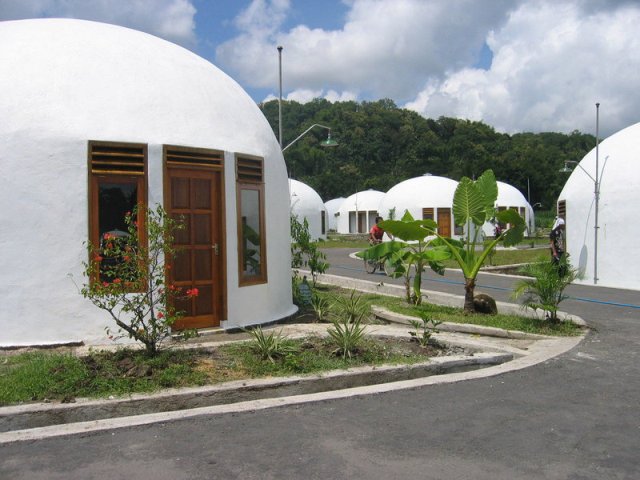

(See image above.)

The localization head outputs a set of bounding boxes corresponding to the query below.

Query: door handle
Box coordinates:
[212,243,219,255]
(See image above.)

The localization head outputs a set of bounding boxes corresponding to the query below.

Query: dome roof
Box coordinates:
[324,197,346,213]
[496,181,528,206]
[339,190,385,213]
[379,175,458,218]
[0,18,275,154]
[289,179,325,214]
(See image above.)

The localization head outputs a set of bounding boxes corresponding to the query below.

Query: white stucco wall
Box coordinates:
[289,179,327,240]
[481,181,535,237]
[378,175,464,239]
[558,121,640,290]
[336,190,385,234]
[324,197,345,232]
[0,19,295,346]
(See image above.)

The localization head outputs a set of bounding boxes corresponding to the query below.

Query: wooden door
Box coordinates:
[166,167,224,330]
[437,208,452,237]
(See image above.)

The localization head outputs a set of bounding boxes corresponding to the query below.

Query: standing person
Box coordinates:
[369,216,390,245]
[550,217,565,265]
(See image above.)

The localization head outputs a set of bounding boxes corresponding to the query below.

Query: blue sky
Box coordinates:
[1,0,639,136]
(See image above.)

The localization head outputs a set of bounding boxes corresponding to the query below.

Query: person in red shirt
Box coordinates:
[369,216,388,245]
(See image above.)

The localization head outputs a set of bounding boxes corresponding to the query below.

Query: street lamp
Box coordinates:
[559,103,602,284]
[282,124,338,152]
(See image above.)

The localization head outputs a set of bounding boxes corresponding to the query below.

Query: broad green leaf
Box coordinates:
[475,169,498,211]
[378,220,433,242]
[453,178,486,226]
[355,240,405,260]
[496,209,526,246]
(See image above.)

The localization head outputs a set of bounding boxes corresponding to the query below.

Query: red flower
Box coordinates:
[94,255,103,262]
[113,278,122,284]
[102,282,109,287]
[186,288,199,297]
[157,312,164,319]
[123,255,131,262]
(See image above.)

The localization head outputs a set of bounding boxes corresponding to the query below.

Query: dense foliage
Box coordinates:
[260,98,594,209]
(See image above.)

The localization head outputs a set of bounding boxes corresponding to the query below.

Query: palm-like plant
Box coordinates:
[512,256,578,322]
[356,211,450,305]
[429,170,526,313]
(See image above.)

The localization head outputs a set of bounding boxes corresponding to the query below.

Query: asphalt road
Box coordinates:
[1,248,639,479]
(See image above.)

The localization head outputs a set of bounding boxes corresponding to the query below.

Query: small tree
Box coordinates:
[512,255,578,322]
[80,205,196,355]
[428,170,526,313]
[356,211,450,305]
[291,214,329,286]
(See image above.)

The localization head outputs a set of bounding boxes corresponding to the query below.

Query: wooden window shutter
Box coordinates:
[557,200,566,220]
[89,141,145,175]
[236,156,263,183]
[422,208,434,220]
[165,146,223,169]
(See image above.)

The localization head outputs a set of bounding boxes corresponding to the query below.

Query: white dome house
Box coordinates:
[482,181,535,237]
[324,197,345,232]
[378,175,463,238]
[557,121,640,290]
[0,19,295,347]
[289,179,327,240]
[336,190,385,234]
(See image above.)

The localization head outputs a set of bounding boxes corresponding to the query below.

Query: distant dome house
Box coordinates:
[0,19,295,347]
[378,175,463,238]
[336,190,385,234]
[482,181,535,237]
[324,197,345,232]
[557,122,640,290]
[289,179,327,240]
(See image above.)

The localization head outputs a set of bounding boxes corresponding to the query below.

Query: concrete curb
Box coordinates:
[0,349,512,438]
[312,271,587,326]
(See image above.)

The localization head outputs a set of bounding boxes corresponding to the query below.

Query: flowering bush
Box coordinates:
[80,205,197,355]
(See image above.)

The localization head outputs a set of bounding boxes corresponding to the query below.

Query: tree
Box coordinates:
[80,205,196,355]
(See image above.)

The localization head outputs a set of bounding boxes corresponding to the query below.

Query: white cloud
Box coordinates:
[261,88,358,104]
[216,0,512,102]
[404,1,640,135]
[0,0,197,47]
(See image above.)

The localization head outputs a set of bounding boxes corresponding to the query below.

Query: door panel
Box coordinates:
[437,208,452,237]
[166,167,223,330]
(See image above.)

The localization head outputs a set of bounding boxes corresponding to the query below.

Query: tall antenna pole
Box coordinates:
[594,102,600,284]
[277,46,283,150]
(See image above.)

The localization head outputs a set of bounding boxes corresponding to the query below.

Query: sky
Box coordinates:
[1,0,639,137]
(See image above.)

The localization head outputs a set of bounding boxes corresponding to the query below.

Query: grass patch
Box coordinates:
[313,286,582,337]
[0,336,438,406]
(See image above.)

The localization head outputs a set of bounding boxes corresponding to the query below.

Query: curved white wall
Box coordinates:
[482,181,535,237]
[0,19,295,346]
[378,175,463,239]
[336,190,385,234]
[289,179,327,240]
[558,122,640,290]
[324,197,345,232]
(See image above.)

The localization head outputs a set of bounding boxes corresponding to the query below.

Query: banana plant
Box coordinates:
[356,211,450,305]
[430,169,526,313]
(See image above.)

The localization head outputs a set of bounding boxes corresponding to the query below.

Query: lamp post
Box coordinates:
[277,45,283,149]
[559,103,601,284]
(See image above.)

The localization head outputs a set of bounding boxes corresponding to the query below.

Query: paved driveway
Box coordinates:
[1,249,639,479]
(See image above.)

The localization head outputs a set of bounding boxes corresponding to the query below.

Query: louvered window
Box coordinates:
[235,154,267,286]
[88,141,147,285]
[165,145,223,169]
[422,208,434,220]
[236,156,263,183]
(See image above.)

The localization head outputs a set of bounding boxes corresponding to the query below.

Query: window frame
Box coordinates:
[235,154,267,286]
[88,141,148,286]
